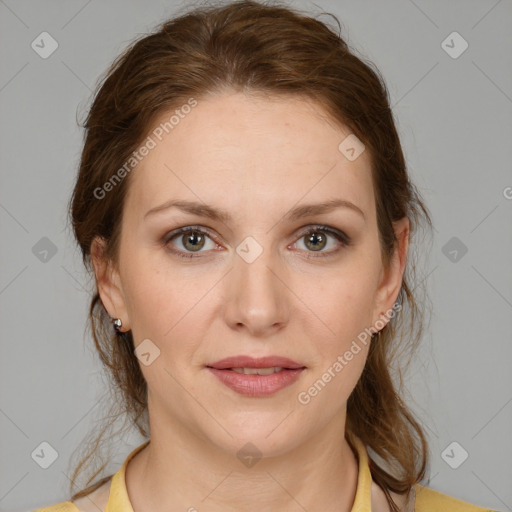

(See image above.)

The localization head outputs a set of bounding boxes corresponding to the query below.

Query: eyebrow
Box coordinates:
[144,198,366,223]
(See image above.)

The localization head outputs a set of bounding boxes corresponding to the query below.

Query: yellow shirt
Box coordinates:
[33,435,497,511]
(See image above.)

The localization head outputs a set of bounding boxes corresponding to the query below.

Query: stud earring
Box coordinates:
[113,318,122,332]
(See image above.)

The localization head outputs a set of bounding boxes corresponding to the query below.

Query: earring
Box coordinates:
[113,318,122,332]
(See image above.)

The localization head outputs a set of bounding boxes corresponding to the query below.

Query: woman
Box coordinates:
[34,1,498,510]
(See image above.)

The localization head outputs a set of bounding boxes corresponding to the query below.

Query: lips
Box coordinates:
[206,355,306,397]
[207,355,305,370]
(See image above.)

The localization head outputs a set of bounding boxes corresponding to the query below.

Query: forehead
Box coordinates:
[125,91,375,223]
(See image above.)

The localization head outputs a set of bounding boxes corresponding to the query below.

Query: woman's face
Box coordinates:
[94,90,408,457]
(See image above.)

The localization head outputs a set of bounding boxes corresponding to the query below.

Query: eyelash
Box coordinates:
[162,224,352,260]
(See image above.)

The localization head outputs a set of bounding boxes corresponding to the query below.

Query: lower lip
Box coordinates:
[207,368,305,397]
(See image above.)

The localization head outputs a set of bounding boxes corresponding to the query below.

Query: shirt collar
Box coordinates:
[106,431,373,511]
[105,439,149,512]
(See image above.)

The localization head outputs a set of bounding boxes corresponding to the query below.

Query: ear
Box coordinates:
[371,216,409,328]
[91,236,131,332]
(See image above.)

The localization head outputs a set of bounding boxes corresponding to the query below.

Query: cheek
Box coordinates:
[120,252,216,367]
[120,246,195,332]
[306,267,378,344]
[295,268,376,401]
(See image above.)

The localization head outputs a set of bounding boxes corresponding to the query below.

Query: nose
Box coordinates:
[222,240,289,337]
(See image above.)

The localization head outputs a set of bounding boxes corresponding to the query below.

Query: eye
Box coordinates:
[163,224,351,260]
[163,226,218,259]
[291,225,351,258]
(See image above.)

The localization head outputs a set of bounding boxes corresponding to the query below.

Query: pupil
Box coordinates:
[307,232,326,251]
[185,231,204,251]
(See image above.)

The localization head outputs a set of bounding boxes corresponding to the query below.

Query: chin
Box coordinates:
[202,414,310,460]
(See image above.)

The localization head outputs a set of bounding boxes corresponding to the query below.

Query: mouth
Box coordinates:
[227,366,290,375]
[207,355,305,370]
[206,356,306,397]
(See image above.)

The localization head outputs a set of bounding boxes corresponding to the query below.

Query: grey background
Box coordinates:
[1,0,511,511]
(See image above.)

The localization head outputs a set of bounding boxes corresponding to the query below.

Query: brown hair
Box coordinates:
[68,1,433,510]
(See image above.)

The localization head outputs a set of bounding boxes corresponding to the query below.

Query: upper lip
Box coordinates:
[207,356,305,370]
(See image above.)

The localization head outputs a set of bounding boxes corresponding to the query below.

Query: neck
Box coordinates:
[125,411,359,512]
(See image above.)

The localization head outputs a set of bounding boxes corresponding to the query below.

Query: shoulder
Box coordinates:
[33,478,111,512]
[414,483,498,511]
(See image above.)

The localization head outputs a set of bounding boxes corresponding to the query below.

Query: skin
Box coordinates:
[91,90,410,512]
